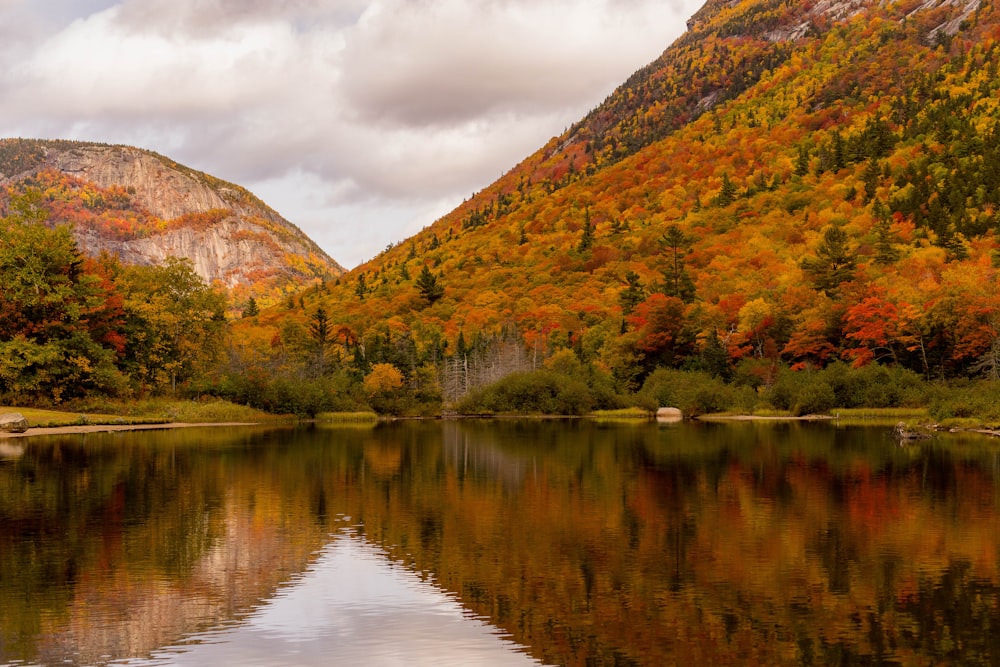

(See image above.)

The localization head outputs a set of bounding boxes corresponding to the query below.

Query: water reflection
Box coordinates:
[1,421,1000,665]
[132,533,540,666]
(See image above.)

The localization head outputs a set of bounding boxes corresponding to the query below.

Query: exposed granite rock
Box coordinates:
[0,140,344,290]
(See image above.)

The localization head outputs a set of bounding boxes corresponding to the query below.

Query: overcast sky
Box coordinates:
[0,0,704,269]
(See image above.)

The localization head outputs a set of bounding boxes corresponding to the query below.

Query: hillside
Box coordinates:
[0,139,344,303]
[250,0,997,394]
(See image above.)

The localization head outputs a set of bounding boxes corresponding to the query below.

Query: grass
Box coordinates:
[587,407,653,420]
[315,411,380,423]
[831,407,930,419]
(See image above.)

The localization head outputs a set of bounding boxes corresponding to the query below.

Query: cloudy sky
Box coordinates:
[0,0,703,268]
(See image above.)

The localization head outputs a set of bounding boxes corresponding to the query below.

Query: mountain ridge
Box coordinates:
[0,138,344,299]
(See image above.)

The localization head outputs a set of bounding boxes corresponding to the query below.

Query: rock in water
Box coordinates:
[0,413,29,433]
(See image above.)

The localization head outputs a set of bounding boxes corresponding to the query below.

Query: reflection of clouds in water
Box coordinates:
[134,533,542,666]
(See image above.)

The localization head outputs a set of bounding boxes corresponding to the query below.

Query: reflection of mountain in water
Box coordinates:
[34,494,323,666]
[121,534,539,666]
[0,427,333,666]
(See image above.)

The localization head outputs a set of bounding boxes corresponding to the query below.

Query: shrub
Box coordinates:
[765,367,835,416]
[200,369,367,417]
[820,361,926,408]
[456,370,593,415]
[640,368,740,417]
[929,380,1000,424]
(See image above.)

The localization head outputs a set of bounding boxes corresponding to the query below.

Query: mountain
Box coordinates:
[0,139,344,300]
[262,0,997,387]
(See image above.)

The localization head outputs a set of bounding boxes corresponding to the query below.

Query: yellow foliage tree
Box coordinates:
[363,363,404,396]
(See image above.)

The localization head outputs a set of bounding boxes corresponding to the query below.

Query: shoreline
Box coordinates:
[3,415,998,440]
[0,422,261,439]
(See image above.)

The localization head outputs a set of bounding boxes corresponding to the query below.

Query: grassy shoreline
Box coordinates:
[3,400,1000,440]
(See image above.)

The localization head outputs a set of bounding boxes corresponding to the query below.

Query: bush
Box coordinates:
[764,367,835,416]
[201,369,367,417]
[820,361,926,408]
[456,370,594,415]
[929,380,1000,424]
[640,369,742,417]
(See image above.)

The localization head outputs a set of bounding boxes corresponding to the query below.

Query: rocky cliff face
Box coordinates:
[0,139,344,291]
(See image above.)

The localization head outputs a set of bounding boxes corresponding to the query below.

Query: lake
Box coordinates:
[1,419,999,666]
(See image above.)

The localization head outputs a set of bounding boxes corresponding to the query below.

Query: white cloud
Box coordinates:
[339,0,681,127]
[0,0,704,268]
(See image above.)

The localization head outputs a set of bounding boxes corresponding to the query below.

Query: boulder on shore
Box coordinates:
[656,407,683,422]
[0,413,29,433]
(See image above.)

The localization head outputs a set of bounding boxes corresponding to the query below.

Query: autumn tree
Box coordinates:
[627,294,692,371]
[0,191,126,400]
[117,257,227,394]
[363,362,406,413]
[842,290,912,366]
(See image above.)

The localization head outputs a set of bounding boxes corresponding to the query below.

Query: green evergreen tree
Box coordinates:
[309,306,332,372]
[862,157,881,203]
[795,144,810,177]
[800,226,856,295]
[714,173,737,207]
[872,215,900,265]
[619,271,646,314]
[242,297,259,318]
[659,225,696,303]
[831,130,847,171]
[416,265,444,304]
[577,208,594,252]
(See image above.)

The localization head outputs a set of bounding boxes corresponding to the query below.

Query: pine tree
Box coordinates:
[659,225,696,303]
[242,297,259,318]
[619,271,646,314]
[416,265,444,304]
[309,306,332,373]
[795,144,810,177]
[577,208,594,252]
[800,226,856,295]
[872,215,900,265]
[714,173,737,206]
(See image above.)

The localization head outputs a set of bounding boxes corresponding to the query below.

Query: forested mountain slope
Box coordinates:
[254,0,997,391]
[0,139,343,303]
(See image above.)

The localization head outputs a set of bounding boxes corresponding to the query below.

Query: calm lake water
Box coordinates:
[2,419,1000,666]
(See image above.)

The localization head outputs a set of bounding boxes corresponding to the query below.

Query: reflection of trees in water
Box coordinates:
[4,423,1000,666]
[441,420,537,490]
[350,422,1000,666]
